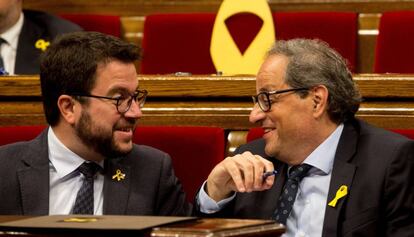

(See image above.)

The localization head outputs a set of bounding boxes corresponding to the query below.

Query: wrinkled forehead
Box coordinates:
[256,55,289,92]
[0,0,20,13]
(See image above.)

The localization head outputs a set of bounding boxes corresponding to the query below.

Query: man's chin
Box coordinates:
[264,144,279,158]
[99,143,133,159]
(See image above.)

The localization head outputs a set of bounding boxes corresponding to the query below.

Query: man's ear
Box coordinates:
[57,95,77,124]
[311,85,329,118]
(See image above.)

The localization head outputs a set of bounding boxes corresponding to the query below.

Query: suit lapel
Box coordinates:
[322,121,359,237]
[17,130,50,215]
[103,158,131,215]
[15,14,45,74]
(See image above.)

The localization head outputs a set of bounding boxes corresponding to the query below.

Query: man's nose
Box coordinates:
[124,99,143,118]
[249,103,266,124]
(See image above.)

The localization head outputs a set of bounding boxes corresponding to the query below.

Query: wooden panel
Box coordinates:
[2,75,414,98]
[1,75,413,130]
[1,101,413,129]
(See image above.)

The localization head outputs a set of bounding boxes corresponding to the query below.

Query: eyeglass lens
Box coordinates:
[257,93,270,111]
[117,91,147,113]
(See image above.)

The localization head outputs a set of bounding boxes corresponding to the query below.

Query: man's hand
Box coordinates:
[206,151,275,202]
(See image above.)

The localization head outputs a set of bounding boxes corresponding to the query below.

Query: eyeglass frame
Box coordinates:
[69,89,148,114]
[252,87,309,112]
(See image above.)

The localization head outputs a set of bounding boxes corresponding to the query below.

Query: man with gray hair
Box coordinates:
[196,39,414,236]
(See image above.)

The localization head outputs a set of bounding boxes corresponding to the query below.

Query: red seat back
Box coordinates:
[134,126,225,201]
[141,13,217,74]
[247,127,265,143]
[273,12,357,71]
[374,11,414,73]
[60,14,121,38]
[0,125,46,145]
[391,129,414,140]
[141,12,357,74]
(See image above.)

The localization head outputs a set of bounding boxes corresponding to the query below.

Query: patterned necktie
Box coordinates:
[273,164,312,224]
[72,162,100,215]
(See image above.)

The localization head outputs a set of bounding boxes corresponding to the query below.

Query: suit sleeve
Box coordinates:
[384,139,414,236]
[155,153,192,216]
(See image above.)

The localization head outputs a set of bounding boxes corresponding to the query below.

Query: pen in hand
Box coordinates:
[262,170,278,180]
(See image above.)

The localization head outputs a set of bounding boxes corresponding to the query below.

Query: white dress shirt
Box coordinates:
[0,12,23,75]
[48,127,104,215]
[198,124,344,237]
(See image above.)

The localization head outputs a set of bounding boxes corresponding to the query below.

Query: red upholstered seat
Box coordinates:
[247,127,414,142]
[141,13,217,74]
[246,127,265,143]
[0,125,46,145]
[374,11,414,73]
[133,126,225,202]
[391,129,414,140]
[60,14,121,38]
[141,12,357,74]
[273,12,357,71]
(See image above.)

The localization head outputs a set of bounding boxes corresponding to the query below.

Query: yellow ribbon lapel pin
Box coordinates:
[112,169,126,181]
[35,39,50,52]
[328,185,348,207]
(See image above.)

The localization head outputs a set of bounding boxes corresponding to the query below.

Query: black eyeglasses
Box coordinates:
[252,88,309,112]
[70,89,148,113]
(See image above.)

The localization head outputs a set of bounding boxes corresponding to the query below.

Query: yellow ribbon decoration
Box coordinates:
[112,169,126,181]
[35,39,50,52]
[328,185,348,207]
[210,0,275,75]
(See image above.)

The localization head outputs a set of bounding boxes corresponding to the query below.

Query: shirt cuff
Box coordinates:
[197,181,236,214]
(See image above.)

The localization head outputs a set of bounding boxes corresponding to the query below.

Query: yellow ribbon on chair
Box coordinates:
[210,0,275,75]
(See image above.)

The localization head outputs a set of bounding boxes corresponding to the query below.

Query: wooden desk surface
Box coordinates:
[0,216,285,237]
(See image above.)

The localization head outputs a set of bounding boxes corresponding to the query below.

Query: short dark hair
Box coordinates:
[267,39,361,123]
[40,31,140,126]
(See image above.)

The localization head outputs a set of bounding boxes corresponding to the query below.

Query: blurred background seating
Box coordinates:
[60,14,121,38]
[140,12,357,74]
[374,11,414,73]
[22,0,414,74]
[133,126,225,201]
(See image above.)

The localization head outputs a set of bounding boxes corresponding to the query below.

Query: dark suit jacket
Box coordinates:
[15,10,82,74]
[0,128,192,216]
[195,119,414,237]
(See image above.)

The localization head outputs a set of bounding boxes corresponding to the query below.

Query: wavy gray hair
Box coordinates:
[267,38,361,123]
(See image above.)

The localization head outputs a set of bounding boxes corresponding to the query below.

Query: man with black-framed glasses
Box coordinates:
[0,31,191,216]
[196,39,413,236]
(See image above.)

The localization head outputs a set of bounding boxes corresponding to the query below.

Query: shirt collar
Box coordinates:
[47,127,103,179]
[302,123,344,175]
[0,12,24,50]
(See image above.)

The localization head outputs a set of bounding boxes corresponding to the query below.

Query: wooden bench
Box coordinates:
[1,74,413,154]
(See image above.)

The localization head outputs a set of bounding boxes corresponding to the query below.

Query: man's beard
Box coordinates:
[75,110,136,159]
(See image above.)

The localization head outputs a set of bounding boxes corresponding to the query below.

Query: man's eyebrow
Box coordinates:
[259,85,277,92]
[105,88,129,96]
